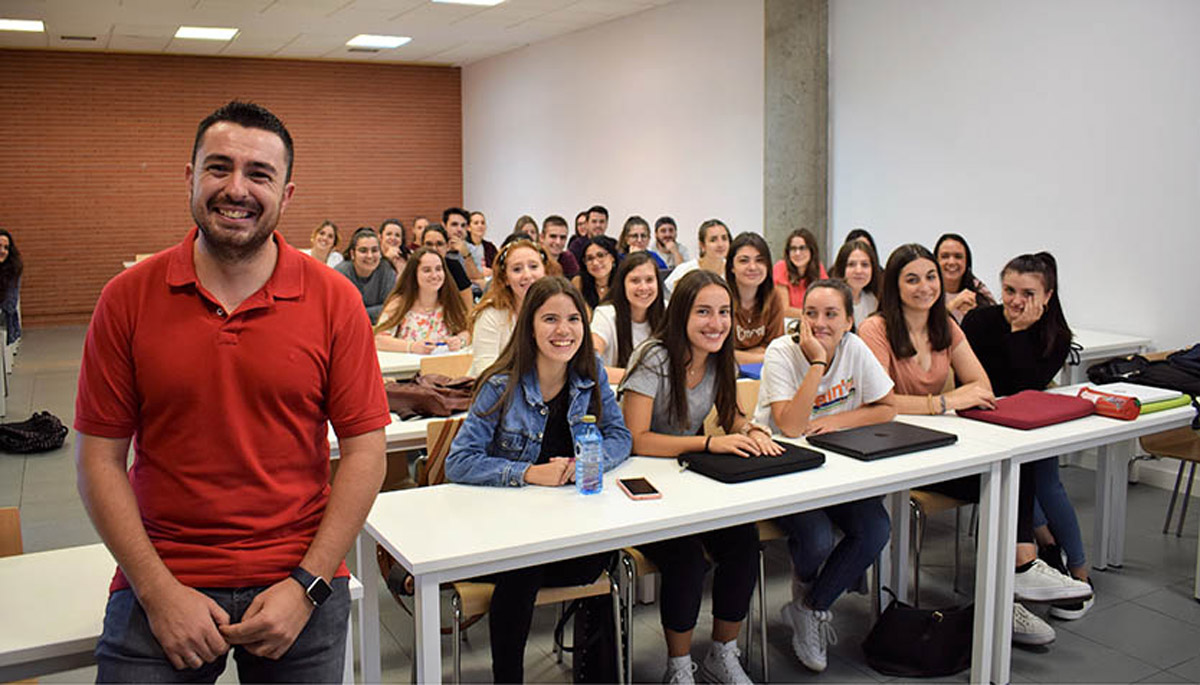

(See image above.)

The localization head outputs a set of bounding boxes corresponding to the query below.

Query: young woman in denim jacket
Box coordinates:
[444,276,631,683]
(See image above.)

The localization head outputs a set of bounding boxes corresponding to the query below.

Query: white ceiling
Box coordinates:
[0,0,676,66]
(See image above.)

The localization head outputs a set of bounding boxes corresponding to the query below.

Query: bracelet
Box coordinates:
[704,435,712,452]
[927,394,936,415]
[939,395,947,414]
[810,359,828,367]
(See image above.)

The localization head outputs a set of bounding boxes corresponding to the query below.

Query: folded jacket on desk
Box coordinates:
[958,390,1094,430]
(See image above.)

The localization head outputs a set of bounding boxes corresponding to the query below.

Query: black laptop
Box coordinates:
[806,422,957,461]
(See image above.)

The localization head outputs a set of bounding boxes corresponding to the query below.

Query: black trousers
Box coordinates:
[922,463,1036,544]
[484,552,612,683]
[638,522,760,633]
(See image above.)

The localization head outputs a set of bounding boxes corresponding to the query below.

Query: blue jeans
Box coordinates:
[1030,457,1087,570]
[775,497,890,611]
[95,578,349,683]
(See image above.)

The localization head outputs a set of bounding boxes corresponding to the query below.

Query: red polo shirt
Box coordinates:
[75,228,390,592]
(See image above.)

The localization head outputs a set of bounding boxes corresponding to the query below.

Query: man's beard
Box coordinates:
[193,207,276,263]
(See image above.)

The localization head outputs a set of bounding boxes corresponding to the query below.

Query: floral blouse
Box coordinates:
[390,307,453,343]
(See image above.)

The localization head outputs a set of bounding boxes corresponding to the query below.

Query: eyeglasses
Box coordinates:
[585,253,612,263]
[788,244,810,253]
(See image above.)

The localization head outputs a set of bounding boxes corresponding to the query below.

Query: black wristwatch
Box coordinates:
[290,566,333,607]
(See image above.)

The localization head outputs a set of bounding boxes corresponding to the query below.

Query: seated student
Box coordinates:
[774,228,829,319]
[620,269,783,685]
[420,223,474,309]
[829,238,881,326]
[306,219,343,268]
[374,247,471,354]
[513,214,539,240]
[573,235,621,310]
[467,210,498,274]
[755,279,895,672]
[860,244,1090,645]
[725,232,785,365]
[409,216,429,250]
[541,214,580,278]
[445,276,631,684]
[591,252,666,383]
[963,252,1094,619]
[380,218,410,275]
[569,205,609,263]
[663,218,731,297]
[618,215,668,269]
[335,227,396,324]
[654,215,690,269]
[470,239,557,375]
[935,233,995,323]
[0,228,21,346]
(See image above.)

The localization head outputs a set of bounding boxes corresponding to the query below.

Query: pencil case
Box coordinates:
[1077,387,1140,420]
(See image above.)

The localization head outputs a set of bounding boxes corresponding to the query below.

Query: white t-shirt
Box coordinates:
[853,291,877,326]
[591,304,652,367]
[470,306,516,376]
[754,331,894,434]
[663,259,700,298]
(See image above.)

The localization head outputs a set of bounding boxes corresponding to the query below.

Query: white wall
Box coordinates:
[830,0,1200,350]
[462,0,765,256]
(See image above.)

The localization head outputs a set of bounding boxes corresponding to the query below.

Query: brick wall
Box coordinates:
[0,49,462,327]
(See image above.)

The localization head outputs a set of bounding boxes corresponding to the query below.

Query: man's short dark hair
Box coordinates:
[192,101,294,183]
[442,207,469,224]
[655,215,677,229]
[543,215,568,231]
[587,205,609,219]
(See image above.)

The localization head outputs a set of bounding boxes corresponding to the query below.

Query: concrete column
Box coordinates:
[764,0,828,261]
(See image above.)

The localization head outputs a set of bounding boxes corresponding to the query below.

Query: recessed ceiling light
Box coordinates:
[432,0,506,6]
[0,19,45,32]
[174,26,238,41]
[346,34,411,49]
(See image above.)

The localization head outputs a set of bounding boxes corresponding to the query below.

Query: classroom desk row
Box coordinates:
[352,396,1197,685]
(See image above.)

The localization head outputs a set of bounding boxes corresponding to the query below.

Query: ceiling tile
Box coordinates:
[164,36,231,54]
[107,33,171,52]
[0,31,49,48]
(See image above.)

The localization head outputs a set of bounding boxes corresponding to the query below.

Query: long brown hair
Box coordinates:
[783,228,822,286]
[877,243,952,358]
[469,239,560,328]
[475,276,603,419]
[609,252,667,367]
[628,269,740,433]
[830,238,881,300]
[374,247,469,337]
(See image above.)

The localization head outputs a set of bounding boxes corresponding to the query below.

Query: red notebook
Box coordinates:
[958,390,1095,430]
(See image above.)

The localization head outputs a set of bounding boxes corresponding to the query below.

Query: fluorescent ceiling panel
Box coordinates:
[346,33,411,48]
[174,26,239,40]
[0,18,45,32]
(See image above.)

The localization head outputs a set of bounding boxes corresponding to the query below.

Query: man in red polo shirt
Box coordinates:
[75,101,389,682]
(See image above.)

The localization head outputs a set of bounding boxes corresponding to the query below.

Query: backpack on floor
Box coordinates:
[0,411,69,453]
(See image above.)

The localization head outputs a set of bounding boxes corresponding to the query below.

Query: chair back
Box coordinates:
[419,353,473,379]
[702,378,762,436]
[0,507,22,557]
[420,416,465,486]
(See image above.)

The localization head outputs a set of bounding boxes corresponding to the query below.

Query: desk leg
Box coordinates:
[414,574,443,684]
[1194,537,1200,601]
[1108,441,1133,568]
[990,459,1019,685]
[358,532,382,684]
[1093,447,1111,572]
[971,462,1000,685]
[885,490,911,602]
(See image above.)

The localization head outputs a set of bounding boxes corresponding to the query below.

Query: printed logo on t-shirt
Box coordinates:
[736,323,766,343]
[813,376,856,416]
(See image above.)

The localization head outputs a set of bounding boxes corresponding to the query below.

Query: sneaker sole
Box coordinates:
[780,602,827,673]
[1049,598,1094,621]
[1012,630,1056,646]
[1014,585,1094,603]
[696,661,748,685]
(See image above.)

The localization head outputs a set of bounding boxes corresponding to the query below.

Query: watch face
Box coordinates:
[308,577,333,606]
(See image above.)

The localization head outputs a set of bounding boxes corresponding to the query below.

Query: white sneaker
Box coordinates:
[1012,603,1056,645]
[780,600,838,673]
[1014,558,1094,603]
[698,640,753,684]
[663,657,697,684]
[1050,579,1095,620]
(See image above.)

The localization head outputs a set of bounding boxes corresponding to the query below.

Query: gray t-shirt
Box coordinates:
[334,260,396,324]
[619,342,716,436]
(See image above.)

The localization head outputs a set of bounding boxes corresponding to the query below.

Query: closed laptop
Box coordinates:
[807,422,958,461]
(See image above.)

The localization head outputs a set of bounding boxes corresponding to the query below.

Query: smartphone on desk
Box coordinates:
[618,477,661,500]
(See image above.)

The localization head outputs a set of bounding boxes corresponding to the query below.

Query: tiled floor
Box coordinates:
[5,326,1199,683]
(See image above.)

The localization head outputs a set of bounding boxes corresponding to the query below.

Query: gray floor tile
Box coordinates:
[1136,669,1194,683]
[1066,601,1200,670]
[1133,585,1200,629]
[0,453,24,506]
[1010,624,1159,683]
[1169,652,1200,683]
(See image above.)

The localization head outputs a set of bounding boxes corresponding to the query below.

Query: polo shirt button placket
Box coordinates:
[216,307,226,318]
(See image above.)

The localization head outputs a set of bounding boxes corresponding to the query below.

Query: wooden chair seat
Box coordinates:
[1140,426,1200,536]
[419,353,473,379]
[452,573,618,621]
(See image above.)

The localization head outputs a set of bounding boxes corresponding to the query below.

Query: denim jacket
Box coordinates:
[444,357,631,487]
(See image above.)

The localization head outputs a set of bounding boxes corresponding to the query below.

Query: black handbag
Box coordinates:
[553,594,620,683]
[861,588,973,678]
[0,411,68,453]
[678,442,825,483]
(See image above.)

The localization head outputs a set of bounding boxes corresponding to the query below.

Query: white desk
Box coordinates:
[358,438,1012,684]
[328,413,463,459]
[898,402,1197,684]
[1062,328,1153,385]
[377,350,422,378]
[0,543,362,682]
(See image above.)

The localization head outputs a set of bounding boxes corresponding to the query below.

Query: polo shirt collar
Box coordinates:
[166,226,304,301]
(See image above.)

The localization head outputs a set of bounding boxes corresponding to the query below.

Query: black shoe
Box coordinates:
[1038,543,1069,577]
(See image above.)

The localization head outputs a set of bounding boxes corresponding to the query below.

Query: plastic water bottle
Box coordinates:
[575,415,604,495]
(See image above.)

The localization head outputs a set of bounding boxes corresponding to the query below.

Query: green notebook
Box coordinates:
[1140,394,1194,414]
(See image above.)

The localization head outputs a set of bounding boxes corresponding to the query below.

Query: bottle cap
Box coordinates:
[581,415,597,424]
